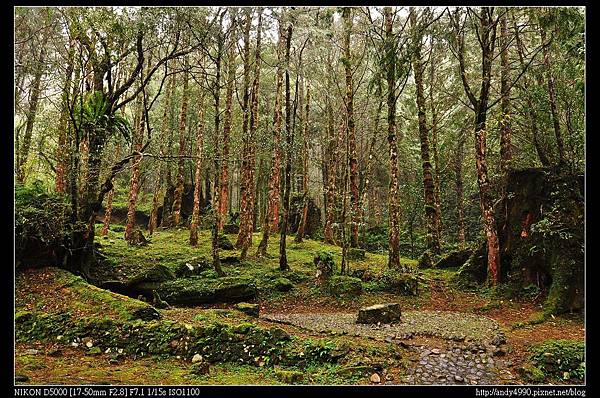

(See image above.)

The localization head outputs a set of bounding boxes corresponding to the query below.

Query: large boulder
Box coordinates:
[356,303,402,324]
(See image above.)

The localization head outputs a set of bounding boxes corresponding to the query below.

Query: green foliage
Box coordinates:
[363,269,419,296]
[73,91,131,142]
[15,183,84,267]
[529,340,585,382]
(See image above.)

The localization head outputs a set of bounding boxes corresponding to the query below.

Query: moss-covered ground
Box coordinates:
[15,226,584,385]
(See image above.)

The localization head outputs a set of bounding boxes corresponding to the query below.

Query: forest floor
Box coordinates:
[15,227,584,385]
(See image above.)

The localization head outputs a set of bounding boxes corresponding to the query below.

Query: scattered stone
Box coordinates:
[431,348,441,355]
[15,374,29,382]
[192,354,203,363]
[370,373,381,384]
[356,303,402,324]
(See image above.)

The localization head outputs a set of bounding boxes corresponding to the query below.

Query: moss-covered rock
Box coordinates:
[157,277,257,306]
[327,276,362,296]
[518,364,546,383]
[356,303,402,324]
[274,369,304,384]
[174,257,211,278]
[273,277,294,292]
[234,302,259,317]
[128,264,176,292]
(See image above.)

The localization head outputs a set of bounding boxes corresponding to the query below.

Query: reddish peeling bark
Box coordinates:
[124,99,145,243]
[342,7,360,248]
[257,19,284,256]
[236,11,253,249]
[189,94,206,247]
[384,7,401,269]
[239,9,262,260]
[453,7,501,284]
[218,29,236,231]
[171,61,190,227]
[149,70,175,235]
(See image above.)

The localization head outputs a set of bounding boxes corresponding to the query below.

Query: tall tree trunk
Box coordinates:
[384,7,402,269]
[361,91,383,231]
[499,13,513,177]
[279,22,293,272]
[211,12,226,277]
[428,38,443,240]
[540,28,565,167]
[455,8,501,285]
[454,134,466,249]
[219,16,237,231]
[124,97,145,242]
[257,17,285,256]
[17,36,48,183]
[56,43,75,193]
[323,100,337,245]
[240,9,263,260]
[149,69,175,235]
[189,92,206,247]
[411,10,441,255]
[237,10,253,249]
[514,16,550,167]
[342,7,360,248]
[171,57,190,227]
[295,82,310,243]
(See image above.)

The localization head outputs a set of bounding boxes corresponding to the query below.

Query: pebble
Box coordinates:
[370,373,381,384]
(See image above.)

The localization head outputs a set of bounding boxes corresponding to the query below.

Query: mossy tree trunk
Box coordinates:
[240,9,262,260]
[189,91,206,247]
[170,56,190,227]
[279,21,293,272]
[295,82,310,243]
[384,7,401,269]
[411,9,441,256]
[342,7,360,249]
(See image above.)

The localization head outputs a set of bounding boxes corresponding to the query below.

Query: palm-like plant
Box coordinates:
[74,90,131,143]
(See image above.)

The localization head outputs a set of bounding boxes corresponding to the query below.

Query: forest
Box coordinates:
[14,6,585,387]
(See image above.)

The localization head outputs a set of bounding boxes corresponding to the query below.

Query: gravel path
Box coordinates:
[263,310,502,342]
[263,311,516,385]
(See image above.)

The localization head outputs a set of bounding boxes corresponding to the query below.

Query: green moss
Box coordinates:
[327,276,362,296]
